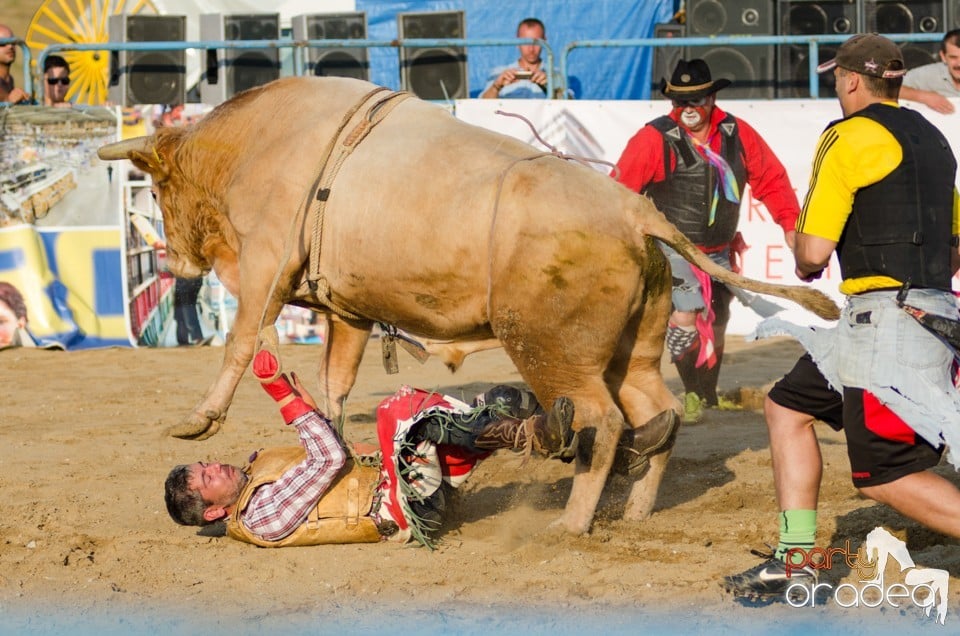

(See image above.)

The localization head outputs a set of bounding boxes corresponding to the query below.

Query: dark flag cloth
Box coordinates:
[897,282,960,352]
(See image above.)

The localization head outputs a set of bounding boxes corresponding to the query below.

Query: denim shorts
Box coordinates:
[757,288,960,473]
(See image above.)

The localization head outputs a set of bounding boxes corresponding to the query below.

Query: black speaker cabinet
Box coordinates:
[200,13,280,104]
[864,1,946,69]
[685,0,777,98]
[949,0,960,27]
[651,23,686,98]
[107,14,186,106]
[292,12,369,81]
[398,11,467,100]
[778,1,859,98]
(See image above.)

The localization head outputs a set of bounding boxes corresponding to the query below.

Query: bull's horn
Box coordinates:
[97,136,154,160]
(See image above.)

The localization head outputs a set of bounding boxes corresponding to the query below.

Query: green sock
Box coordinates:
[775,509,817,564]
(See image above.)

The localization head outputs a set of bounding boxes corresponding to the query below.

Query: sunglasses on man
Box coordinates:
[46,77,70,86]
[672,97,709,108]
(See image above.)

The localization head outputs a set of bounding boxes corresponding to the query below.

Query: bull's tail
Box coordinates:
[631,198,841,321]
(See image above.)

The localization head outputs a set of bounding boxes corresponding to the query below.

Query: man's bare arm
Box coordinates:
[899,85,956,115]
[794,233,837,282]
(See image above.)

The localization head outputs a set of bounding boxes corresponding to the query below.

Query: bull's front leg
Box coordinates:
[315,313,372,423]
[167,255,287,441]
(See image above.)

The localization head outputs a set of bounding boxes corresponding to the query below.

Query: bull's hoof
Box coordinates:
[166,411,224,441]
[547,512,592,536]
[623,452,673,521]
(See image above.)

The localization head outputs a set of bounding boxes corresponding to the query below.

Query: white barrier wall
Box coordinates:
[456,98,960,335]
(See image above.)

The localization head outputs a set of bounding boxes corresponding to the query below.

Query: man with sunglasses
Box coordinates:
[614,58,800,423]
[42,55,71,107]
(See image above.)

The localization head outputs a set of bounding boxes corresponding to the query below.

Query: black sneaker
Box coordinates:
[723,555,817,602]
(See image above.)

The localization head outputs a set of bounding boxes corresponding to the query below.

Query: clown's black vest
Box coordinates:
[642,114,747,248]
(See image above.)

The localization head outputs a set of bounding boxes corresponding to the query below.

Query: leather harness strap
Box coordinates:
[302,87,413,320]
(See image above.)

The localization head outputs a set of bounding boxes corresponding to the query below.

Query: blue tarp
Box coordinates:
[356,0,675,99]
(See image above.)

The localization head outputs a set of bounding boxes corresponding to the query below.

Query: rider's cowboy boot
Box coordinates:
[473,397,576,458]
[612,409,681,476]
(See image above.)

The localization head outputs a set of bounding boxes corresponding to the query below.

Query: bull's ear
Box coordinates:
[128,149,170,181]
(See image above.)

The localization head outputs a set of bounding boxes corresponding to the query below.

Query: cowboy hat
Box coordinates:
[660,58,731,101]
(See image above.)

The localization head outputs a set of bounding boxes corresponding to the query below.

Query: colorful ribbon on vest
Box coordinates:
[690,135,740,227]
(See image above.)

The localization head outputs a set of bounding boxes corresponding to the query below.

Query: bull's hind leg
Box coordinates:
[315,313,373,422]
[561,393,629,535]
[497,331,626,535]
[607,284,682,521]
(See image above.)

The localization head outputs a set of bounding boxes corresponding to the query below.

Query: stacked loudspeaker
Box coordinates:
[863,0,946,69]
[778,1,860,98]
[397,10,467,100]
[108,15,187,105]
[655,0,957,99]
[651,22,686,98]
[291,12,369,80]
[684,0,777,99]
[200,13,281,104]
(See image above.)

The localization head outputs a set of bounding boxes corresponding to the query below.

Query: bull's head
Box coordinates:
[98,131,211,279]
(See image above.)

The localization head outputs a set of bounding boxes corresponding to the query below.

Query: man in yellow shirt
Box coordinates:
[725,33,960,602]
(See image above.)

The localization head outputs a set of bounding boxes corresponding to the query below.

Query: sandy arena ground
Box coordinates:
[2,335,959,634]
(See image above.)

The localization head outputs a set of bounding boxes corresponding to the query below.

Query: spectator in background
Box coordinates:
[481,18,566,99]
[155,103,185,128]
[0,281,30,348]
[173,276,205,346]
[42,55,71,107]
[899,29,960,114]
[0,24,29,104]
[0,281,63,350]
[151,236,205,346]
[613,58,800,423]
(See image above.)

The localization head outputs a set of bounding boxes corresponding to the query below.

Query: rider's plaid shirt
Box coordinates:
[240,410,346,541]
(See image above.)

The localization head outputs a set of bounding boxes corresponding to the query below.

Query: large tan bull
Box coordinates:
[99,77,837,534]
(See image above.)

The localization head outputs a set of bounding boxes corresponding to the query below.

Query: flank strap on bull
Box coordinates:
[485,110,620,319]
[301,87,413,322]
[253,89,413,374]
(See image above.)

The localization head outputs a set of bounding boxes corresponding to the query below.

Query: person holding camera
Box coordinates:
[481,17,558,99]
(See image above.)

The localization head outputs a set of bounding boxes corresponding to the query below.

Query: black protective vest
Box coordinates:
[835,104,956,291]
[642,114,747,248]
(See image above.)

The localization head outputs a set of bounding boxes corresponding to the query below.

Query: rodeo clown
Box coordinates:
[164,348,588,547]
[614,58,801,422]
